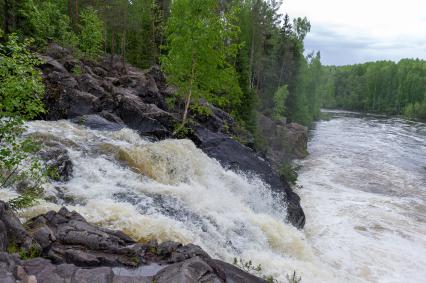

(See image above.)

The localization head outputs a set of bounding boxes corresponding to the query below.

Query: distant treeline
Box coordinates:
[321,60,426,120]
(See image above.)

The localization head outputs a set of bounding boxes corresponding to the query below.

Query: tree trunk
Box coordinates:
[110,32,115,68]
[182,56,196,123]
[121,32,127,74]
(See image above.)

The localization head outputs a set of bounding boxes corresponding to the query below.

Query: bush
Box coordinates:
[279,162,300,185]
[0,34,48,209]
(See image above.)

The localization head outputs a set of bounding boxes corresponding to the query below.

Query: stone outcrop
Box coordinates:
[258,114,308,167]
[0,201,266,282]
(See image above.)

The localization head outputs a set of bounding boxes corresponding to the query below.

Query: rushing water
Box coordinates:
[1,111,424,283]
[297,110,426,283]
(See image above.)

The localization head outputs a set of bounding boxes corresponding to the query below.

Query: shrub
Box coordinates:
[0,34,48,209]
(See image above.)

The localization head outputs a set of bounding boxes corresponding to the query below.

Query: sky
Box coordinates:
[281,0,426,65]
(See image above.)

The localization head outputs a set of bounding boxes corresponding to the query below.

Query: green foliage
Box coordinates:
[23,0,78,48]
[272,85,289,121]
[79,7,104,59]
[161,0,242,122]
[0,33,47,209]
[321,59,426,120]
[233,257,278,282]
[7,243,41,259]
[0,35,44,118]
[279,162,300,185]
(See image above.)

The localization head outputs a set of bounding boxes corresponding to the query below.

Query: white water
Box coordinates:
[0,120,335,282]
[297,111,426,283]
[2,112,424,283]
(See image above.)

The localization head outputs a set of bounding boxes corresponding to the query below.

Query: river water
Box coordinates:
[297,110,426,283]
[1,111,424,283]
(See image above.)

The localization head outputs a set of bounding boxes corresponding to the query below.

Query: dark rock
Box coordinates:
[73,266,114,283]
[39,55,70,74]
[0,221,7,252]
[38,142,73,181]
[44,43,70,60]
[78,74,107,98]
[213,260,268,283]
[25,207,143,267]
[117,94,177,138]
[68,90,101,118]
[258,114,308,165]
[0,253,21,283]
[192,127,305,229]
[0,202,35,251]
[153,256,224,283]
[146,65,167,91]
[71,114,124,131]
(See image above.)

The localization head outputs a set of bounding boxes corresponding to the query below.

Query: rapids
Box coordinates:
[297,110,426,283]
[1,110,424,282]
[0,120,335,283]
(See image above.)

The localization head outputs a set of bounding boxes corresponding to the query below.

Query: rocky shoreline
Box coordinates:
[1,43,308,282]
[0,201,266,282]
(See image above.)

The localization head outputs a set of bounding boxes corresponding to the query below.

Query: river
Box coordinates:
[297,110,426,283]
[1,111,424,283]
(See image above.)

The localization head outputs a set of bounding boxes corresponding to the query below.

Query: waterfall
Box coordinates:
[0,120,337,282]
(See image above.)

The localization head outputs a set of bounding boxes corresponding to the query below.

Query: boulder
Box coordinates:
[258,114,308,165]
[67,90,101,118]
[116,94,177,138]
[38,142,73,182]
[192,126,305,228]
[78,73,107,98]
[71,114,124,131]
[25,207,143,267]
[0,202,36,252]
[153,256,224,283]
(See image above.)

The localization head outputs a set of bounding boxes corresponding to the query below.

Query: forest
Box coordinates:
[0,0,325,134]
[320,60,426,120]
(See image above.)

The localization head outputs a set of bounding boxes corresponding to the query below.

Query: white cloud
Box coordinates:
[281,0,426,65]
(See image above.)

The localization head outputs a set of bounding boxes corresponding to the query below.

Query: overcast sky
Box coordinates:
[281,0,426,65]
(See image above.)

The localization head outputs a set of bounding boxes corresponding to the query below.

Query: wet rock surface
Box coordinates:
[0,201,266,282]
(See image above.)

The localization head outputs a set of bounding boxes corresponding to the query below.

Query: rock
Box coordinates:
[0,253,21,283]
[39,55,70,74]
[38,142,73,181]
[68,90,101,118]
[153,256,224,283]
[213,260,268,283]
[0,202,35,251]
[25,207,143,267]
[0,221,7,252]
[192,127,305,228]
[146,65,167,91]
[71,114,124,131]
[258,114,308,165]
[78,74,107,98]
[73,266,114,283]
[117,94,177,138]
